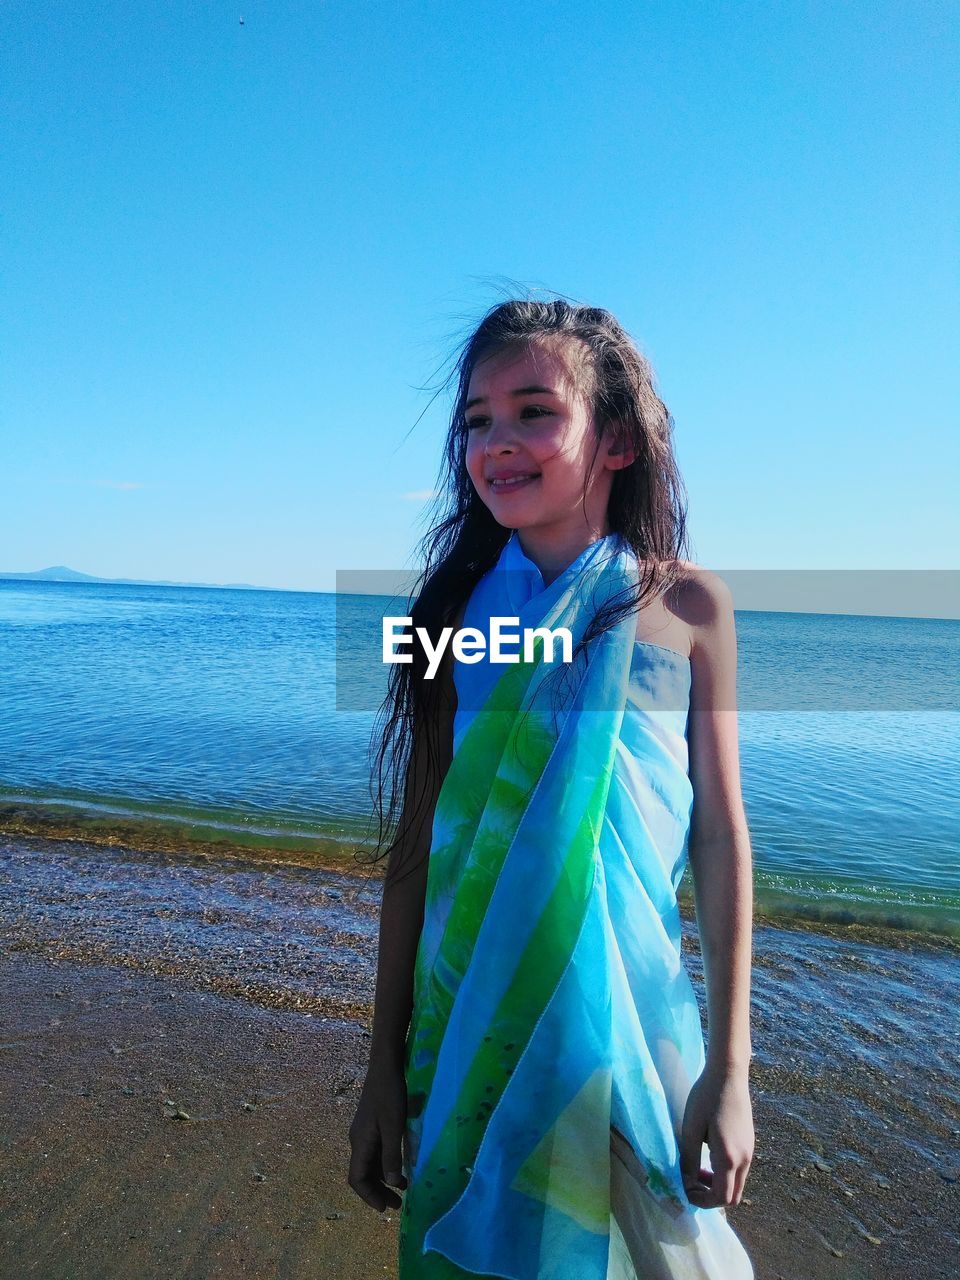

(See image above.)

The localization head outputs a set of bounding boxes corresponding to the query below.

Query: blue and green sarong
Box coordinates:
[397,532,754,1279]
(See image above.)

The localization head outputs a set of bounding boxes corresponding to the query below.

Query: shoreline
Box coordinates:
[2,832,959,1278]
[2,805,957,957]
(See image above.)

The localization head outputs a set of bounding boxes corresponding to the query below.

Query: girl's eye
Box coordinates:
[464,406,551,431]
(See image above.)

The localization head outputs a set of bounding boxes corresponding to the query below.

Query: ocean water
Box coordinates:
[0,579,957,942]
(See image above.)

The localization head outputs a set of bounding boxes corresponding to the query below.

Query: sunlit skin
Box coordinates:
[463,338,636,587]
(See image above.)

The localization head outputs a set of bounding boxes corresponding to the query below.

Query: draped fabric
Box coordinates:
[397,531,754,1280]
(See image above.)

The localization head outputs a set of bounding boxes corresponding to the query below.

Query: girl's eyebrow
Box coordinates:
[464,384,559,411]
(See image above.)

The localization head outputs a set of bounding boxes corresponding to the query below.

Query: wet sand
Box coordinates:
[2,832,958,1279]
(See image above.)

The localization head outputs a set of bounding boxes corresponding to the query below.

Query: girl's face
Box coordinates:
[464,339,631,542]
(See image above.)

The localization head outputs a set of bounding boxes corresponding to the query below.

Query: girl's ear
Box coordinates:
[603,421,636,471]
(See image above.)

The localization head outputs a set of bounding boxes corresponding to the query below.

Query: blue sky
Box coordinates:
[3,1,957,595]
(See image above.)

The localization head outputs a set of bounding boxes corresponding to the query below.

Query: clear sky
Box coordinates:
[3,1,957,597]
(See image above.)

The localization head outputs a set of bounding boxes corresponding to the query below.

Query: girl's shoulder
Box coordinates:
[669,560,734,620]
[634,560,731,660]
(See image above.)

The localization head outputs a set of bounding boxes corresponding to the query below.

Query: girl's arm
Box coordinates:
[676,568,755,1209]
[366,632,458,1074]
[349,642,457,1212]
[684,568,754,1073]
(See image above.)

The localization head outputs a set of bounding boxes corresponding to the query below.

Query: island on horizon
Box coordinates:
[0,566,262,591]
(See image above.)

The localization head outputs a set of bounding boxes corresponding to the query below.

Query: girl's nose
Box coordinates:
[484,420,518,452]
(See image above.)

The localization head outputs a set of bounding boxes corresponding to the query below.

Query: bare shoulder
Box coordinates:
[668,562,735,635]
[635,561,734,664]
[634,559,728,659]
[665,563,738,715]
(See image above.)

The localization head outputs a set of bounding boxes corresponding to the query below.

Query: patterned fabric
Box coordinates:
[397,531,754,1279]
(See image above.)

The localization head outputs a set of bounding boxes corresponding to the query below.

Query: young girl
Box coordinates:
[348,299,756,1279]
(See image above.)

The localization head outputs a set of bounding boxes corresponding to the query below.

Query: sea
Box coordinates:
[1,578,957,945]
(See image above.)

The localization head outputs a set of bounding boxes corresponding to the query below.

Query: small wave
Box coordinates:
[735,870,959,945]
[4,787,957,947]
[0,788,383,875]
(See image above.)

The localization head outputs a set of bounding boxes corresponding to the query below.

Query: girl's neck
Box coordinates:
[515,520,612,589]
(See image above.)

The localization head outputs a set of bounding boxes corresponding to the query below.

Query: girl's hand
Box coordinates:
[678,1063,754,1209]
[347,1059,409,1213]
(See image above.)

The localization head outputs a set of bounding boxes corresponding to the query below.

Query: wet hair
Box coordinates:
[354,291,691,891]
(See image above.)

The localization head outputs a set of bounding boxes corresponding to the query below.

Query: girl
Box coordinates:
[348,298,756,1279]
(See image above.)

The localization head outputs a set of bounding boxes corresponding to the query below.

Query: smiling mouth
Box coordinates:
[487,474,540,491]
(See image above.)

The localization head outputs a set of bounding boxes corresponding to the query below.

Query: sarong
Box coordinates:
[398,531,754,1279]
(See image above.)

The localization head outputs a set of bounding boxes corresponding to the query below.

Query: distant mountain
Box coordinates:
[0,566,261,590]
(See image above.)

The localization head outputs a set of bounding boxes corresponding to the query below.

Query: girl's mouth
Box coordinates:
[488,473,540,492]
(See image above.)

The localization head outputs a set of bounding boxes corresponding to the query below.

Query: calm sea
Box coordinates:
[1,579,957,942]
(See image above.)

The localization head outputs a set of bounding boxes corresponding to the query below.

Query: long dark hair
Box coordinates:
[354,294,691,891]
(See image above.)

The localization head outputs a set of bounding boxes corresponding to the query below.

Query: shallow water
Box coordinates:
[1,578,958,941]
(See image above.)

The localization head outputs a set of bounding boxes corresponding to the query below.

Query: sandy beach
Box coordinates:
[2,830,958,1280]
